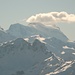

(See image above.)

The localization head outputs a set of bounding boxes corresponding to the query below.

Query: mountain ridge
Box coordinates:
[0,37,75,75]
[7,23,68,42]
[0,23,75,75]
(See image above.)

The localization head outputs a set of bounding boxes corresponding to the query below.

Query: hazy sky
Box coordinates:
[0,0,75,41]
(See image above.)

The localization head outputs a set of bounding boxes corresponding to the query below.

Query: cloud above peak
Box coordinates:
[26,12,75,25]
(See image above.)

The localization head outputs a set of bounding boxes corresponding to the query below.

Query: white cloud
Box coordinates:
[26,12,75,25]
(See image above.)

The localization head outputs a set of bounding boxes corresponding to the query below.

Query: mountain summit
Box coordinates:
[7,23,68,42]
[0,22,75,75]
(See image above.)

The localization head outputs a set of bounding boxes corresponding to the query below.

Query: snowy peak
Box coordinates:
[9,23,24,28]
[7,23,28,37]
[7,23,68,42]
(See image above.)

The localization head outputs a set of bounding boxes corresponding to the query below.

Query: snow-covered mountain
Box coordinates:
[0,37,75,75]
[7,23,68,42]
[0,38,58,75]
[0,23,75,75]
[0,23,68,43]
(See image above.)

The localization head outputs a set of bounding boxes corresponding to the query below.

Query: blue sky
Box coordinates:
[0,0,75,41]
